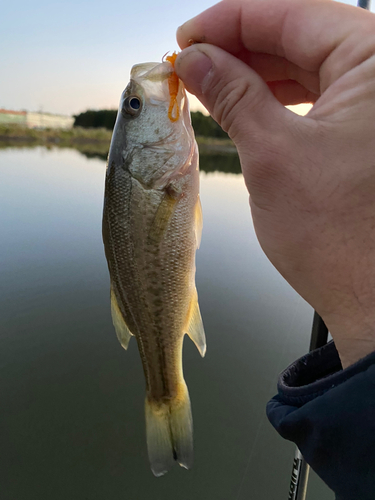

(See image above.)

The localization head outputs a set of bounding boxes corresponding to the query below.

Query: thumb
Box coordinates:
[175,44,288,144]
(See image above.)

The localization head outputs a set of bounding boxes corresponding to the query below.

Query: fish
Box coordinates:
[102,54,206,476]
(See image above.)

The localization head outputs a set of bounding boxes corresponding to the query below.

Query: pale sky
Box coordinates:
[1,0,373,117]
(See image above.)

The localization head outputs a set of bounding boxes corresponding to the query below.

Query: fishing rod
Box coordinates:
[287,0,371,498]
[288,313,328,500]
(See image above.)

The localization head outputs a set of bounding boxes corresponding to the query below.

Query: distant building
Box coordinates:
[0,109,74,129]
[0,109,26,126]
[26,112,74,129]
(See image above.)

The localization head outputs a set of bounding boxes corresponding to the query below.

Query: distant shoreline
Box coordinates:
[0,124,237,155]
[0,125,241,174]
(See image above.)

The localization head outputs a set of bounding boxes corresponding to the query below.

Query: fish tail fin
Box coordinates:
[145,382,193,477]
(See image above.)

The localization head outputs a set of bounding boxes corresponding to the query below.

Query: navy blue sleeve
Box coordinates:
[267,341,375,500]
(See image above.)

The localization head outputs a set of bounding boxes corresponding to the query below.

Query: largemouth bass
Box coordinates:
[102,56,205,476]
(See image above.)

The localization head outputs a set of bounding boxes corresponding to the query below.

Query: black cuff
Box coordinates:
[276,340,375,407]
[267,341,375,500]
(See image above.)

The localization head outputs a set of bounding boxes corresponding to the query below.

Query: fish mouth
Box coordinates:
[131,62,173,84]
[131,61,186,122]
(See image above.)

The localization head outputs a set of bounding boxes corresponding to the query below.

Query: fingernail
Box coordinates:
[175,48,212,95]
[177,18,195,38]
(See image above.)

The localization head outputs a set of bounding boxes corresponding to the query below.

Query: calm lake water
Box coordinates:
[0,147,334,500]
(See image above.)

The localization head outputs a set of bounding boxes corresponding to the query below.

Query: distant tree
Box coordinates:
[74,110,117,130]
[74,109,228,139]
[190,111,229,139]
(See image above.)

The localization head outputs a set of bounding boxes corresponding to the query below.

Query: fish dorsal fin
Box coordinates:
[186,289,206,357]
[110,287,134,350]
[195,196,203,249]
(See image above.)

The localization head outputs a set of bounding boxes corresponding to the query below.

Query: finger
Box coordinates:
[175,43,290,144]
[177,0,375,91]
[267,80,319,106]
[247,53,320,95]
[213,48,320,94]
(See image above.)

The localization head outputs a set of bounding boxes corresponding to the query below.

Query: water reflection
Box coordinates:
[0,140,242,174]
[0,147,333,500]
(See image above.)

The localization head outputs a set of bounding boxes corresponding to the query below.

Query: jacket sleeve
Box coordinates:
[266,341,375,500]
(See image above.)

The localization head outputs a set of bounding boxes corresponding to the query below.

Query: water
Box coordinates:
[0,147,334,500]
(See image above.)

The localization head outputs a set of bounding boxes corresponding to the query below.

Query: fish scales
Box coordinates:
[102,58,206,476]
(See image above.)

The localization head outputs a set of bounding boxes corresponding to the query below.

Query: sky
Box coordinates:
[1,0,374,117]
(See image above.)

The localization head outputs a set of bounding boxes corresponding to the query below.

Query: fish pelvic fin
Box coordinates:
[185,288,206,357]
[110,287,134,350]
[145,383,193,477]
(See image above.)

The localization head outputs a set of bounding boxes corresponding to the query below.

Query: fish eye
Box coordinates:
[123,95,142,117]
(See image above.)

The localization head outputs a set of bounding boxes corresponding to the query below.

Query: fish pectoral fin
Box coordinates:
[110,287,134,350]
[194,196,203,249]
[186,289,206,357]
[148,189,179,245]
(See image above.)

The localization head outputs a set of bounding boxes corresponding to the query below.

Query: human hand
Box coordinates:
[175,0,375,368]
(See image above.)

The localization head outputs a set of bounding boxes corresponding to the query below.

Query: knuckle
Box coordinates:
[210,76,253,138]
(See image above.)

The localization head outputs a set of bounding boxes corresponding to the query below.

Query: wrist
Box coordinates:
[322,314,375,369]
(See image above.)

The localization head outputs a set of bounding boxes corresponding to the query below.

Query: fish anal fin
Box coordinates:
[110,287,134,350]
[185,289,206,357]
[195,196,203,249]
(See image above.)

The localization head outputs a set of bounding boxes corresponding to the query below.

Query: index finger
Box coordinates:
[177,0,375,90]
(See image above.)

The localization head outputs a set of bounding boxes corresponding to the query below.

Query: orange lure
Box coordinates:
[165,52,180,122]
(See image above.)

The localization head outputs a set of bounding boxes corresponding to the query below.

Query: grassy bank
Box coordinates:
[0,124,112,144]
[0,124,241,174]
[0,124,236,154]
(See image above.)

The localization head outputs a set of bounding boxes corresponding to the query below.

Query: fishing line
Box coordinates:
[235,293,304,500]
